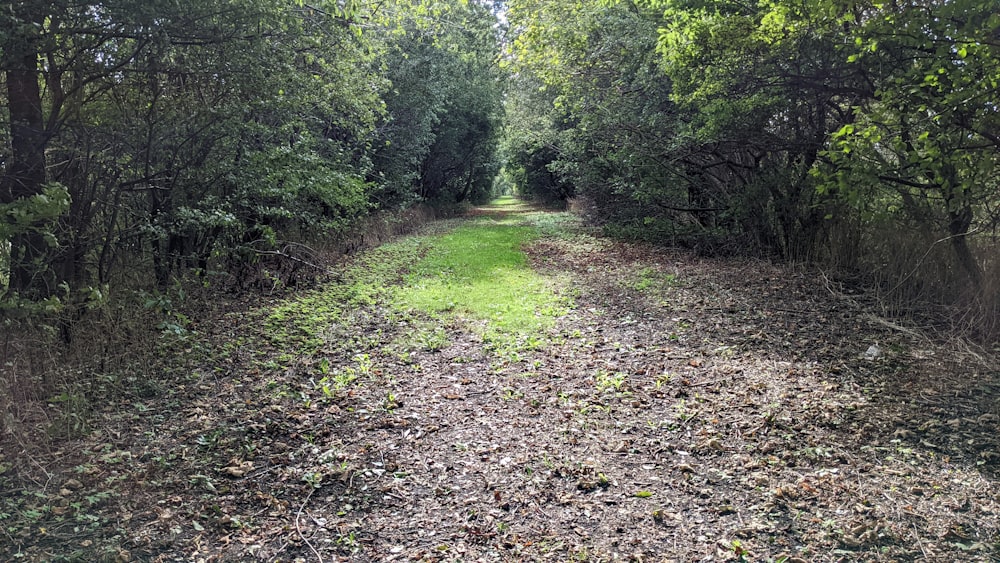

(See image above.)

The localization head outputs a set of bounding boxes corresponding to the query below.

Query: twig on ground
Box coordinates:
[912,523,928,559]
[863,314,926,341]
[686,378,729,388]
[295,486,322,563]
[680,410,701,429]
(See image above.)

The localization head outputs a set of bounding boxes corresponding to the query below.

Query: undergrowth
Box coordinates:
[263,236,433,355]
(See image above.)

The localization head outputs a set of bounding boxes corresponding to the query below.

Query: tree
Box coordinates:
[822,0,1000,289]
[1,0,386,302]
[1,1,64,298]
[372,0,506,208]
[507,0,999,323]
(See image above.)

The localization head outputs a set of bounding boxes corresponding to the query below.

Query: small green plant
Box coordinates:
[315,355,373,398]
[46,386,90,438]
[84,491,112,506]
[594,370,627,393]
[730,539,749,561]
[195,429,224,451]
[653,372,673,389]
[140,286,190,337]
[632,267,657,291]
[540,454,555,470]
[522,334,544,350]
[383,392,400,413]
[631,267,679,292]
[317,370,355,397]
[336,530,361,552]
[417,326,450,352]
[303,472,323,488]
[501,388,523,401]
[674,399,689,421]
[353,353,373,375]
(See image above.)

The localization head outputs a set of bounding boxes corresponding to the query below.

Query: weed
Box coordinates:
[383,392,400,413]
[195,429,224,451]
[501,388,523,401]
[653,372,673,389]
[46,385,90,438]
[417,326,450,352]
[303,472,323,489]
[336,530,361,553]
[139,286,190,337]
[84,491,112,506]
[674,399,689,421]
[540,454,556,470]
[730,539,750,561]
[594,370,627,393]
[630,267,680,293]
[632,267,657,291]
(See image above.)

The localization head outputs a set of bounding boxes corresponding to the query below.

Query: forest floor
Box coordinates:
[2,199,1000,562]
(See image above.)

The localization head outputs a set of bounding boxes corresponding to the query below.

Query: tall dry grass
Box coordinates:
[824,217,1000,344]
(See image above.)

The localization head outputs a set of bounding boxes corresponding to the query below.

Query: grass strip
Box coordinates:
[395,214,571,353]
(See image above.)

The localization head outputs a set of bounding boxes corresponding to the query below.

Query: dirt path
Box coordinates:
[3,203,999,562]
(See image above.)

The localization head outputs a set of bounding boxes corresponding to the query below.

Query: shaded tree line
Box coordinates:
[0,0,505,315]
[504,0,1000,337]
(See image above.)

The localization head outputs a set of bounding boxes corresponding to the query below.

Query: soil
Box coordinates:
[2,204,999,562]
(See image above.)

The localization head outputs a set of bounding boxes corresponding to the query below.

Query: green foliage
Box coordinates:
[508,0,1000,317]
[594,369,628,393]
[506,0,729,235]
[372,0,506,207]
[815,0,1000,286]
[237,143,372,238]
[0,0,507,324]
[264,235,432,355]
[0,183,70,244]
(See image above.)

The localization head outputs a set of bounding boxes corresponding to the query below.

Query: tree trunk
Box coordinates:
[948,205,983,292]
[2,8,55,297]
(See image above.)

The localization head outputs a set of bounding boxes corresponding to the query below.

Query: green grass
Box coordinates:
[264,236,432,355]
[491,195,522,207]
[264,198,573,361]
[629,266,679,293]
[395,209,571,353]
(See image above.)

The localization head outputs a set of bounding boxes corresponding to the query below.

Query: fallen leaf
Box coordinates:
[222,466,246,477]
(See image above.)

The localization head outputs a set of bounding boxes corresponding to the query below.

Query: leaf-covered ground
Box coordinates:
[2,201,999,562]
